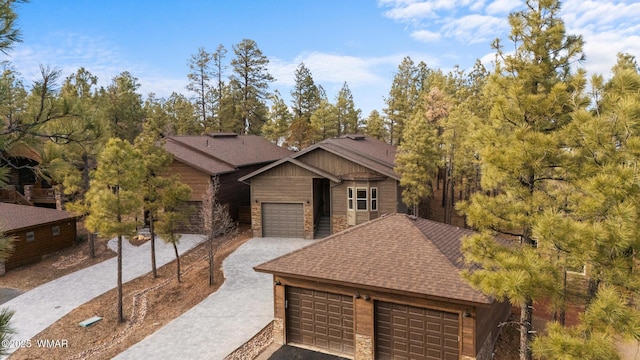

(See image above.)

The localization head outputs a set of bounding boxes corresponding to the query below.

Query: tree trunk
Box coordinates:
[520,298,533,360]
[208,236,214,286]
[117,234,124,323]
[88,231,95,258]
[172,241,181,283]
[150,218,157,279]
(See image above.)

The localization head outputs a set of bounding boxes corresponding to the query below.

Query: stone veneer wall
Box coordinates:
[224,321,274,360]
[355,334,373,360]
[303,203,313,239]
[251,203,262,237]
[332,215,348,234]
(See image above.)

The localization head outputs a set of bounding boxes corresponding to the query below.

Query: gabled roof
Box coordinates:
[239,135,398,182]
[255,213,492,305]
[163,134,292,176]
[0,203,76,232]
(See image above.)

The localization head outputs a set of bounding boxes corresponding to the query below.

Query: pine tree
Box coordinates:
[531,54,640,358]
[335,82,361,135]
[99,72,144,143]
[186,47,213,132]
[395,92,441,216]
[154,178,191,283]
[230,39,274,134]
[384,57,421,145]
[262,90,292,146]
[457,1,586,359]
[85,138,144,323]
[363,110,387,141]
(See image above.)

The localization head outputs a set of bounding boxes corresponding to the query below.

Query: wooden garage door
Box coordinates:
[286,287,354,356]
[262,203,304,238]
[375,302,459,360]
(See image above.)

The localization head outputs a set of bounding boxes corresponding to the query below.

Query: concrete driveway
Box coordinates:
[0,233,206,358]
[115,237,314,360]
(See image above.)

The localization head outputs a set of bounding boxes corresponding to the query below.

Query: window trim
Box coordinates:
[52,225,60,236]
[356,187,367,211]
[370,187,378,211]
[26,231,35,242]
[347,187,354,210]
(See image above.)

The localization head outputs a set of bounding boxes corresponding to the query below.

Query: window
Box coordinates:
[26,231,35,242]
[356,188,367,210]
[371,187,378,211]
[347,187,354,210]
[52,225,60,236]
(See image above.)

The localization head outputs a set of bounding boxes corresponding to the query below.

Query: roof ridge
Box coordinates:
[166,136,236,169]
[325,138,396,169]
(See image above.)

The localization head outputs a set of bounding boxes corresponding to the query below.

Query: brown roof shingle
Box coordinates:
[163,134,292,175]
[239,134,398,182]
[254,213,492,304]
[0,203,76,232]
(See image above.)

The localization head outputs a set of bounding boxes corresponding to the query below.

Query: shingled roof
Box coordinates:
[254,213,492,305]
[0,203,76,232]
[239,134,398,182]
[163,133,292,176]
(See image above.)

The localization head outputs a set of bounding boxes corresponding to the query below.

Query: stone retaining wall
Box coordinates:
[224,321,274,360]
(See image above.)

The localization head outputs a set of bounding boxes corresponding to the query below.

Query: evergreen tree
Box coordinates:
[262,90,291,146]
[310,98,339,142]
[395,91,442,216]
[154,178,191,283]
[135,97,174,278]
[384,56,421,145]
[165,92,199,135]
[211,44,228,132]
[335,82,361,135]
[186,47,213,132]
[531,54,640,358]
[99,72,144,143]
[363,110,387,141]
[230,39,274,134]
[85,138,144,322]
[457,1,586,359]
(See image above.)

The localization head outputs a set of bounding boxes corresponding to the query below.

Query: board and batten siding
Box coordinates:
[298,149,371,176]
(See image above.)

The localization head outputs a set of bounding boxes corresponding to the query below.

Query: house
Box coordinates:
[162,133,292,232]
[238,135,407,239]
[0,203,77,273]
[254,213,510,360]
[0,143,62,209]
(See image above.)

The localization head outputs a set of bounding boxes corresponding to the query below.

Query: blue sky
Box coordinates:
[4,0,640,116]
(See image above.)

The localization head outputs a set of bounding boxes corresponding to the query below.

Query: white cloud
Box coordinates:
[411,29,442,42]
[442,14,507,44]
[486,0,520,15]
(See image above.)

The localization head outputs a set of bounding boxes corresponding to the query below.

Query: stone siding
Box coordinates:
[332,215,348,234]
[224,321,274,360]
[355,334,373,360]
[251,203,262,237]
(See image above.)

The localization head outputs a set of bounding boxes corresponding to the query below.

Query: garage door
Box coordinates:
[262,203,304,238]
[375,302,459,360]
[286,287,354,356]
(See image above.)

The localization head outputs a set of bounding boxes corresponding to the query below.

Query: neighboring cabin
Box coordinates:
[162,133,292,232]
[255,213,510,360]
[0,144,62,209]
[0,203,77,273]
[239,134,406,239]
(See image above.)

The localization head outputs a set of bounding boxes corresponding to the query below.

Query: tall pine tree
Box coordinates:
[458,1,586,359]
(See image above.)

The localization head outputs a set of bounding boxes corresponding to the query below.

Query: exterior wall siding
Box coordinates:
[274,275,488,360]
[167,160,209,201]
[5,219,76,270]
[249,175,314,239]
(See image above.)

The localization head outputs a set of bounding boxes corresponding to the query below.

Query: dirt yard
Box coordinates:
[7,225,251,360]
